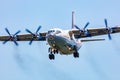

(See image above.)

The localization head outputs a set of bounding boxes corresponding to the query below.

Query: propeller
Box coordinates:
[25,26,42,45]
[3,28,21,46]
[83,22,90,31]
[74,22,91,37]
[104,19,112,40]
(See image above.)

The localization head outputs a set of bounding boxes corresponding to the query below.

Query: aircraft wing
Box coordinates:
[0,32,47,41]
[71,26,120,38]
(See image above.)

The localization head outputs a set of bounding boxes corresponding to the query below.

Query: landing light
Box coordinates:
[52,44,55,47]
[68,47,72,51]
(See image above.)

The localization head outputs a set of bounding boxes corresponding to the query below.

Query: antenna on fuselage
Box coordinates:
[72,11,75,29]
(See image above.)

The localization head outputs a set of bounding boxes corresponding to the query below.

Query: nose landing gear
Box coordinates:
[49,53,55,60]
[48,47,58,60]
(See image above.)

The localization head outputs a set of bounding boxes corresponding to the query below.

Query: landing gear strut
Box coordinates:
[73,45,79,58]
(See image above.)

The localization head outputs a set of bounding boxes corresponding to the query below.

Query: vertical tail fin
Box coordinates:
[72,11,75,29]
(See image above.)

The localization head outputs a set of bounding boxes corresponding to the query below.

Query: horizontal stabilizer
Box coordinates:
[81,39,105,42]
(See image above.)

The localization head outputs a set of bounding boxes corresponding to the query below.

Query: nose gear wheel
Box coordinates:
[49,53,55,60]
[48,47,59,60]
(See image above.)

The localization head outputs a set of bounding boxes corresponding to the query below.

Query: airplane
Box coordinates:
[0,11,120,60]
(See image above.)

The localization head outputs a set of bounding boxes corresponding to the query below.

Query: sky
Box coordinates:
[0,0,120,80]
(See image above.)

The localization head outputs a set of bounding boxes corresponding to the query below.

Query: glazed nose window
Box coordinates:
[49,35,54,40]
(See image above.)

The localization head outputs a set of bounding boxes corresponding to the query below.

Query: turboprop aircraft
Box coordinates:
[0,11,120,60]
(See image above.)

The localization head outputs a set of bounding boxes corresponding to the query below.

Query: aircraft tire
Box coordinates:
[73,45,79,58]
[73,52,79,58]
[49,54,55,60]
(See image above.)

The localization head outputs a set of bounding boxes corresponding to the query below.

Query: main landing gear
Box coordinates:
[73,46,79,58]
[73,52,79,58]
[48,47,58,60]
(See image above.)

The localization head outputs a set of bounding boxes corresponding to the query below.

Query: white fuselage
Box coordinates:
[46,28,81,55]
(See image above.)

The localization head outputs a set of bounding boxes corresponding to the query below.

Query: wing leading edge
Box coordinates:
[0,32,47,41]
[0,26,120,42]
[71,26,120,38]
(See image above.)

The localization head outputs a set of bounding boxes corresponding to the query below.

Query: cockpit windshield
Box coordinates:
[48,28,62,34]
[55,30,61,34]
[48,30,55,34]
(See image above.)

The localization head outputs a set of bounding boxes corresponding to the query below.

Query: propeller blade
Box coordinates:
[3,40,9,44]
[26,26,42,45]
[29,38,34,45]
[4,28,20,45]
[3,37,11,44]
[74,25,80,30]
[36,26,41,33]
[104,19,112,40]
[13,30,21,37]
[13,40,19,46]
[5,28,11,36]
[25,29,34,35]
[84,22,90,30]
[104,19,108,28]
[108,33,112,40]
